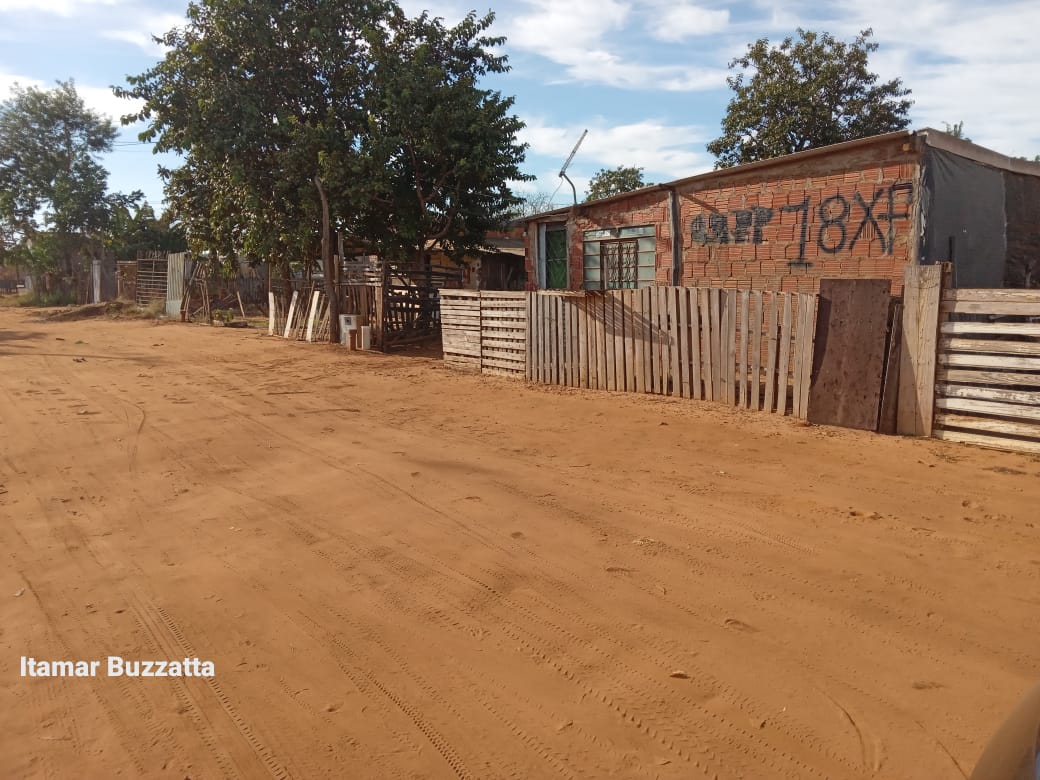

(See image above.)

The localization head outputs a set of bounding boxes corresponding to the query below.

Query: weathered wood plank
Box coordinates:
[700,289,712,401]
[283,290,299,339]
[935,368,1040,387]
[570,297,579,388]
[898,264,942,436]
[936,396,1040,421]
[667,288,679,397]
[597,294,609,391]
[936,383,1040,406]
[576,296,587,389]
[727,290,738,404]
[750,291,763,412]
[943,289,1040,302]
[659,287,671,395]
[934,413,1040,439]
[709,288,721,400]
[940,338,1040,356]
[304,290,321,342]
[607,291,615,391]
[631,289,644,393]
[719,291,732,404]
[799,295,816,419]
[941,321,1040,336]
[603,293,616,391]
[939,353,1040,371]
[688,288,702,400]
[941,301,1040,315]
[878,303,903,435]
[682,287,690,397]
[641,286,652,393]
[933,428,1040,455]
[585,295,596,390]
[544,293,553,384]
[776,294,793,415]
[792,295,804,418]
[649,287,660,394]
[481,348,525,362]
[764,294,779,413]
[737,291,749,407]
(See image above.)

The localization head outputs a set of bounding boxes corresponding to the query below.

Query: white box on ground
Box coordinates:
[360,326,372,350]
[338,314,360,346]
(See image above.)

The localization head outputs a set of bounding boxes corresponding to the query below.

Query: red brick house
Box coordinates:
[523,128,1040,295]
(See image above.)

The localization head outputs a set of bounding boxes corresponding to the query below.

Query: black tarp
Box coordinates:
[920,147,1007,288]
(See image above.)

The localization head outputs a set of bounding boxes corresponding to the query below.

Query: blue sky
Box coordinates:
[3,0,1039,211]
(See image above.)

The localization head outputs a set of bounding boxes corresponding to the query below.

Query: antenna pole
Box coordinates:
[559,129,588,206]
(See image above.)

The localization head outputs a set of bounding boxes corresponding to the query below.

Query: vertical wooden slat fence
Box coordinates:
[442,287,817,418]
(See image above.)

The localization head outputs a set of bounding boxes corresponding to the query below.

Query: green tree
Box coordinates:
[119,1,528,342]
[509,191,559,218]
[584,166,650,202]
[707,29,912,168]
[104,195,187,261]
[118,0,391,339]
[0,80,118,290]
[350,9,530,265]
[942,121,971,142]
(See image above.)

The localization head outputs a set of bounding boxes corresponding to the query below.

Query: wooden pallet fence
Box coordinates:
[479,291,527,377]
[931,287,1040,454]
[440,290,481,371]
[440,290,528,376]
[525,288,817,418]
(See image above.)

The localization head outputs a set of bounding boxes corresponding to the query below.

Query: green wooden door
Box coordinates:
[544,228,567,289]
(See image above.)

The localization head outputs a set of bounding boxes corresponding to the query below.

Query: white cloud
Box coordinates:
[0,0,120,16]
[102,13,181,56]
[505,0,726,91]
[648,3,730,42]
[0,71,141,123]
[818,0,1040,156]
[520,116,713,184]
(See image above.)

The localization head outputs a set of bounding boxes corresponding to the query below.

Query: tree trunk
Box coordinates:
[314,176,340,345]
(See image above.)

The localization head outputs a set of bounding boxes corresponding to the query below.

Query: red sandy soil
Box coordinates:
[1,306,1038,780]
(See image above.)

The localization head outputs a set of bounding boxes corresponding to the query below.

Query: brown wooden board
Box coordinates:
[898,265,943,436]
[807,279,892,431]
[877,302,903,435]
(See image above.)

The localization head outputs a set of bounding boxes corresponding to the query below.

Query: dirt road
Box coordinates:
[1,307,1038,779]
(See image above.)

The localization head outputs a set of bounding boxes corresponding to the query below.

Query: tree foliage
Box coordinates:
[0,80,117,277]
[509,191,559,218]
[117,0,529,274]
[707,29,912,168]
[942,121,971,142]
[584,166,650,202]
[104,196,186,261]
[351,9,529,264]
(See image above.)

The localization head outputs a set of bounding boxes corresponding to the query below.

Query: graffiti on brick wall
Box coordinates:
[689,182,913,263]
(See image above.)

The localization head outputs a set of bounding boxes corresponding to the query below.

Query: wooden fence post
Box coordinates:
[897,264,943,436]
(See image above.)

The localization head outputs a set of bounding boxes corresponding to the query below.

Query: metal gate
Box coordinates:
[135,257,167,306]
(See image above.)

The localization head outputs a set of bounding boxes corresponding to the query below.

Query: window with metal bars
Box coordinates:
[582,226,656,290]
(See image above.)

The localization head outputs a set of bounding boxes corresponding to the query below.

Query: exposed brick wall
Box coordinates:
[525,137,923,296]
[678,139,920,295]
[567,190,674,289]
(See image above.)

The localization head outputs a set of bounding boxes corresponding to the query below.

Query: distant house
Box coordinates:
[522,128,1040,295]
[427,228,527,291]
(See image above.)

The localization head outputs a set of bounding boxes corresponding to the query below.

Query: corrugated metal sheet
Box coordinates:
[165,253,190,317]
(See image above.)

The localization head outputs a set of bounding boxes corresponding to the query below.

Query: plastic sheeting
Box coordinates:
[921,147,1007,288]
